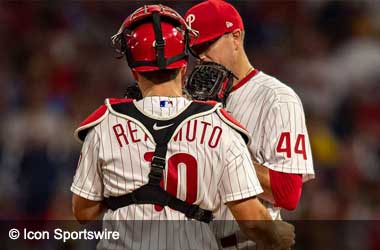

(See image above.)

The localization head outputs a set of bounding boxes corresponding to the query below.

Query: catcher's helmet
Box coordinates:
[112,5,196,72]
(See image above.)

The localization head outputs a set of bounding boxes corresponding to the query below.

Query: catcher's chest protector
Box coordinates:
[104,100,219,223]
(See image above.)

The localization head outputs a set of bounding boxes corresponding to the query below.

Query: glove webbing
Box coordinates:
[186,61,236,106]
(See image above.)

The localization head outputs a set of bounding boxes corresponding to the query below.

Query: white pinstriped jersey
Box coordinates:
[215,70,315,245]
[71,96,263,250]
[227,71,314,180]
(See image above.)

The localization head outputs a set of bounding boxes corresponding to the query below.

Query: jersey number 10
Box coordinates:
[144,152,197,212]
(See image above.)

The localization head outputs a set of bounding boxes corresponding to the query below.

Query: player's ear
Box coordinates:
[180,66,187,77]
[231,29,243,50]
[180,66,187,87]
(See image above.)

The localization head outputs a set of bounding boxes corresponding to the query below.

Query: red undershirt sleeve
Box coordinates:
[269,169,303,210]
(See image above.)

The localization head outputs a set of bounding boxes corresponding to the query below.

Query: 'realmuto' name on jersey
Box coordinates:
[112,119,223,148]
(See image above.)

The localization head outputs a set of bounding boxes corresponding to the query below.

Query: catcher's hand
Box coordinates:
[185,61,236,106]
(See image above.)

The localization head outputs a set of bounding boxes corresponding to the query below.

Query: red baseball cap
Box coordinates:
[185,0,244,46]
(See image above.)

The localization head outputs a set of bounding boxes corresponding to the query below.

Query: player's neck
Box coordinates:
[232,53,253,86]
[139,79,182,97]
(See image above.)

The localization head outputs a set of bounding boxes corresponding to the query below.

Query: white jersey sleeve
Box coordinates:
[71,128,104,201]
[219,128,263,204]
[257,90,314,181]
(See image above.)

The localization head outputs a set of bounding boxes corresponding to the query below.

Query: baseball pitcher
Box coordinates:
[185,0,315,248]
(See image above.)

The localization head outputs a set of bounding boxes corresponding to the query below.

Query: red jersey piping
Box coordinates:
[231,68,259,92]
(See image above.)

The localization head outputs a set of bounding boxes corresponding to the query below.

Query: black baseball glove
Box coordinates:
[185,61,236,106]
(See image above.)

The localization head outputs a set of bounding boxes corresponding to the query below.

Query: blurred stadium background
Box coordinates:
[0,0,379,224]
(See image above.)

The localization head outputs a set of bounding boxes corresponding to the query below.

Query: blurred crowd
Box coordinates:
[0,1,379,221]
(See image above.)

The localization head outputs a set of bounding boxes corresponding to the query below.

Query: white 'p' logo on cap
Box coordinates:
[186,14,196,29]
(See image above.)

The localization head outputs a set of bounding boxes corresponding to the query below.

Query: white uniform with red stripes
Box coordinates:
[227,69,314,217]
[214,69,315,248]
[71,96,263,250]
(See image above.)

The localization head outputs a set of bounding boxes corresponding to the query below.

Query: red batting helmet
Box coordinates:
[112,5,196,72]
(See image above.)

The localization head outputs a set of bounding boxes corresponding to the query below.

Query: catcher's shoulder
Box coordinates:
[216,108,250,144]
[192,100,219,106]
[74,98,133,143]
[217,108,246,131]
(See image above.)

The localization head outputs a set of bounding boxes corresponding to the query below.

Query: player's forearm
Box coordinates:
[72,194,105,224]
[238,220,286,249]
[227,198,273,242]
[227,198,295,249]
[227,197,273,241]
[253,162,275,203]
